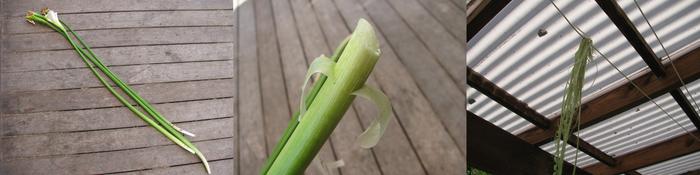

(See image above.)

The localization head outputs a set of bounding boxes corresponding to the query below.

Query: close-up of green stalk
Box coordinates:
[261,19,392,175]
[25,9,210,174]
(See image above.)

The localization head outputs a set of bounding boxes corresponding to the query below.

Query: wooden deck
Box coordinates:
[0,0,236,174]
[1,0,465,174]
[234,0,466,174]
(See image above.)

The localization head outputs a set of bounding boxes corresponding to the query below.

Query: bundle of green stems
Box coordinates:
[25,8,210,174]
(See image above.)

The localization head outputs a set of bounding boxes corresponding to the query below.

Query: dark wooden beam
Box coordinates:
[626,171,643,175]
[671,89,700,129]
[585,131,700,175]
[518,46,700,145]
[567,135,618,166]
[595,0,665,77]
[467,111,591,175]
[596,0,700,132]
[468,67,618,166]
[682,169,700,175]
[466,0,510,41]
[467,67,550,128]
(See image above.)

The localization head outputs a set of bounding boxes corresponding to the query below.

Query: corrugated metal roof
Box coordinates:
[467,0,700,172]
[638,151,700,175]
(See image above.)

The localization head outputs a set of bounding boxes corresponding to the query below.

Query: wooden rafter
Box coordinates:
[585,131,700,174]
[467,67,550,128]
[468,67,618,166]
[467,111,591,175]
[517,47,700,145]
[596,0,700,131]
[466,0,510,41]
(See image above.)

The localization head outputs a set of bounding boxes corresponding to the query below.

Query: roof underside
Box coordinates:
[467,0,700,173]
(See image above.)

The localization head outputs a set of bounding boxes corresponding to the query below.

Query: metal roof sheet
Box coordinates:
[467,0,700,172]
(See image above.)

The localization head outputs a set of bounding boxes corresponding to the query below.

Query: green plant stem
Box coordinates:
[61,22,210,173]
[265,19,380,174]
[60,31,195,154]
[260,36,350,175]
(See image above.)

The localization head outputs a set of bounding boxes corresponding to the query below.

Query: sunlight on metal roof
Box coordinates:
[467,0,700,171]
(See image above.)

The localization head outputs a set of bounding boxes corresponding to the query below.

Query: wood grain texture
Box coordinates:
[2,60,233,92]
[2,79,234,113]
[236,1,268,174]
[3,0,232,16]
[0,138,234,175]
[6,10,234,34]
[2,43,234,72]
[0,0,235,174]
[1,98,233,135]
[6,27,234,51]
[2,118,233,158]
[415,0,467,43]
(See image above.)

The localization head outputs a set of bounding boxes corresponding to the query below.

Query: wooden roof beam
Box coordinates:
[468,67,618,166]
[466,0,510,41]
[467,67,550,128]
[596,0,700,131]
[518,45,700,145]
[585,131,700,175]
[467,111,591,175]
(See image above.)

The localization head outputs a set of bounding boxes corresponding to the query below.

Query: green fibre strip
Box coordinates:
[62,22,210,173]
[299,55,336,121]
[552,37,592,175]
[265,19,383,175]
[26,10,209,173]
[352,84,392,148]
[260,35,351,175]
[26,14,194,154]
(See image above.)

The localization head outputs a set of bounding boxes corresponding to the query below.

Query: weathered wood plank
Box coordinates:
[6,27,234,51]
[385,0,466,84]
[291,0,383,174]
[271,0,308,111]
[356,0,467,154]
[415,0,467,43]
[2,43,234,73]
[1,98,232,135]
[1,79,234,113]
[334,1,467,173]
[237,1,267,174]
[6,10,234,34]
[3,0,232,17]
[0,138,234,175]
[290,0,332,63]
[2,60,233,93]
[255,0,290,155]
[111,159,235,175]
[2,117,233,158]
[314,0,426,174]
